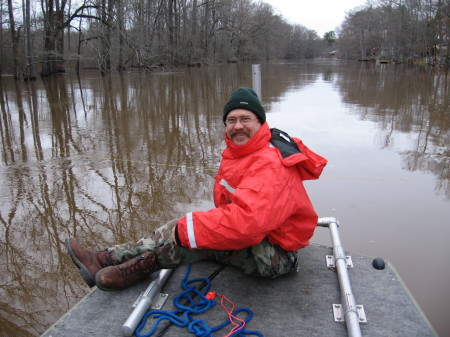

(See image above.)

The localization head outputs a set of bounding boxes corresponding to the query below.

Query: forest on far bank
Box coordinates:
[1,0,448,79]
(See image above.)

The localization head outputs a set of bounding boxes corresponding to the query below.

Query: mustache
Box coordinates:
[230,130,250,137]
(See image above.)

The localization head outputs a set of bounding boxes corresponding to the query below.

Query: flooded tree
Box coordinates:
[7,0,20,79]
[97,0,115,74]
[23,0,36,80]
[40,0,66,76]
[339,0,449,65]
[40,0,104,76]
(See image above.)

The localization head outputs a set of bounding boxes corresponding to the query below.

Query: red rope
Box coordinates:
[219,294,246,337]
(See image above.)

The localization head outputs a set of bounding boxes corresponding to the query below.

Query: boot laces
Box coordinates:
[98,249,116,267]
[118,254,154,280]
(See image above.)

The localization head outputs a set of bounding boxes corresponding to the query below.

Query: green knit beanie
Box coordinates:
[223,87,266,123]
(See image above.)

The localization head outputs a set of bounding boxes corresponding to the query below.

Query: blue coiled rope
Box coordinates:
[135,264,263,337]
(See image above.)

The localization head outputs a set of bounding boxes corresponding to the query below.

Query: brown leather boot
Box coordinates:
[65,238,115,287]
[95,252,160,291]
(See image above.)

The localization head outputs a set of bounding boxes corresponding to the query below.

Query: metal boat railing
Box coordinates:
[318,217,363,337]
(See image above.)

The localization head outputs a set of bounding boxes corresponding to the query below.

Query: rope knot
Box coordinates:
[135,264,263,337]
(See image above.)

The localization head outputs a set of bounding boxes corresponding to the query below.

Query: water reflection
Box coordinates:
[337,64,449,199]
[0,70,226,336]
[0,61,448,337]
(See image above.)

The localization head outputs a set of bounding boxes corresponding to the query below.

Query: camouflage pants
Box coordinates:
[107,219,300,278]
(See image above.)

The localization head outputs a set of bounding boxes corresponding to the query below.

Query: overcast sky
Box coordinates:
[262,0,368,37]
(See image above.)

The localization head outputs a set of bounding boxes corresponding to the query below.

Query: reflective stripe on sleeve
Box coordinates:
[220,179,235,194]
[186,212,198,249]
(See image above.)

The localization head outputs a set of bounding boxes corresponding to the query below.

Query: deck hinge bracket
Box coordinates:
[332,304,367,323]
[132,292,169,310]
[326,255,354,268]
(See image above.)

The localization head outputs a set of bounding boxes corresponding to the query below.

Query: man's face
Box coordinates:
[225,109,262,146]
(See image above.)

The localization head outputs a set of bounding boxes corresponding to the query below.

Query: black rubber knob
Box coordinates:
[372,258,386,270]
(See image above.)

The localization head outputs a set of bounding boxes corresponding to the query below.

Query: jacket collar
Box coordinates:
[222,122,271,158]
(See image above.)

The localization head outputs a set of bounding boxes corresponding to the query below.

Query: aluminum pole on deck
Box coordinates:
[317,217,363,337]
[122,269,173,336]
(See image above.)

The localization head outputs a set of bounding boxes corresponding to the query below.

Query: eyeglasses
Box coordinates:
[225,117,257,126]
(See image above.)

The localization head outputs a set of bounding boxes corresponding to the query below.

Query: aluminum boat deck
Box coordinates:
[42,242,436,336]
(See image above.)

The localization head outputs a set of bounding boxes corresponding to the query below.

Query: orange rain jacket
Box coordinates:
[177,122,327,252]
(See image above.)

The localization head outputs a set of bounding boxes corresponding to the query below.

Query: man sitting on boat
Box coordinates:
[65,87,327,291]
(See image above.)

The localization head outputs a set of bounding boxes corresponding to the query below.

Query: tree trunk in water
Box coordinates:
[168,0,175,63]
[7,0,20,79]
[24,0,36,80]
[41,9,65,77]
[75,17,82,74]
[188,0,198,65]
[99,0,113,75]
[117,0,125,70]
